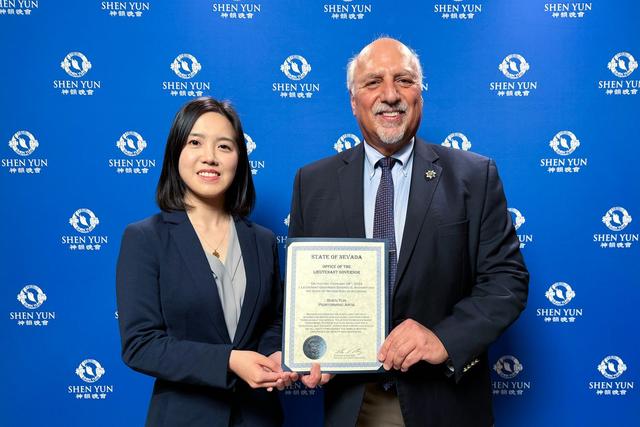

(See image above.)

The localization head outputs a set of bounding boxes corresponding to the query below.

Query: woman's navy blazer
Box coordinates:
[116,210,283,427]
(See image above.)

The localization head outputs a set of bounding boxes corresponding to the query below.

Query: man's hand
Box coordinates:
[378,319,449,372]
[300,363,335,388]
[229,350,286,390]
[267,351,299,390]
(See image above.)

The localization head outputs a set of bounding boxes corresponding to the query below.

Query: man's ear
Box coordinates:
[350,93,357,116]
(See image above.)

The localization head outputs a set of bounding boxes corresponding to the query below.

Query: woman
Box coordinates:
[116,97,295,426]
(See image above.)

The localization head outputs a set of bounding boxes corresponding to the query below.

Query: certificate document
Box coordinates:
[283,238,387,373]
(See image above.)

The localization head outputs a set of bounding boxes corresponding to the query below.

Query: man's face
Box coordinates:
[350,39,423,155]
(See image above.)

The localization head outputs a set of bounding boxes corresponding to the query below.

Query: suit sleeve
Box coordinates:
[257,236,283,356]
[116,223,236,390]
[288,168,304,238]
[432,160,529,382]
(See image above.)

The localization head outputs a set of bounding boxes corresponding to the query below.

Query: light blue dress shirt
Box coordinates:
[363,139,414,258]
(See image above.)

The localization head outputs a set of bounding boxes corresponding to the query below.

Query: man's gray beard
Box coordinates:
[375,122,408,145]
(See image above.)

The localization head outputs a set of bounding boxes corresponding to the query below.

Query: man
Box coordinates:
[288,37,528,427]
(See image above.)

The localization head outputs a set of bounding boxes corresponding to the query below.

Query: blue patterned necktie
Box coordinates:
[373,157,398,303]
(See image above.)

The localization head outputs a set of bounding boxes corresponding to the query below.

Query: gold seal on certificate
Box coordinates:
[283,238,388,373]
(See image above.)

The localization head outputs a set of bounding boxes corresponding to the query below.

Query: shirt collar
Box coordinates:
[364,138,414,178]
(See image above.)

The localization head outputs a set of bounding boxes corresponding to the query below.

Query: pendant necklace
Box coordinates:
[197,216,230,259]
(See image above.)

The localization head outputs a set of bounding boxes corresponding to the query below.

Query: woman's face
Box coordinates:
[178,112,239,208]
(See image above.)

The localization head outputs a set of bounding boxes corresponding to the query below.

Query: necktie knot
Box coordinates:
[377,157,397,171]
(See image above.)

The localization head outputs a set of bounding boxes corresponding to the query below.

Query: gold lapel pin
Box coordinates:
[425,170,437,180]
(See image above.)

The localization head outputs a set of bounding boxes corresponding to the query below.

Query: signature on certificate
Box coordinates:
[334,346,364,357]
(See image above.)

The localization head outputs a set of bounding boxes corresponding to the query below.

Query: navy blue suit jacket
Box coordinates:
[288,139,529,427]
[116,210,283,427]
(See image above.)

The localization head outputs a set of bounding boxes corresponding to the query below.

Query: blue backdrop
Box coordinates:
[1,1,638,426]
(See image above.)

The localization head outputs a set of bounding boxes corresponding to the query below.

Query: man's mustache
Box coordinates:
[372,101,408,114]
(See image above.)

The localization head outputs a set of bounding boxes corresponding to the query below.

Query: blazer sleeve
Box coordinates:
[431,160,529,382]
[288,168,304,238]
[116,222,236,390]
[257,236,283,356]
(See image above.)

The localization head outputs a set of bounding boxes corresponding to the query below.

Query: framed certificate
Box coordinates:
[282,238,388,373]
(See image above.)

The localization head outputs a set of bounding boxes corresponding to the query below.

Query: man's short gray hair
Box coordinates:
[346,37,423,94]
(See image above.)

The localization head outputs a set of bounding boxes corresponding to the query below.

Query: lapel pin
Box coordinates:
[425,170,437,180]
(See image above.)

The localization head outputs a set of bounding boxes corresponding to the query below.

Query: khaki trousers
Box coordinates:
[355,383,405,427]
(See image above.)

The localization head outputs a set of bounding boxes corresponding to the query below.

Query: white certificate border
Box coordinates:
[285,240,386,371]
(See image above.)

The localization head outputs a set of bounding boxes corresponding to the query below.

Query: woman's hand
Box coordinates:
[229,350,288,390]
[268,351,299,390]
[300,363,335,388]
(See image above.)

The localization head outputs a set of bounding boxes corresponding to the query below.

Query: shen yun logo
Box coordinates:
[17,285,46,309]
[274,55,319,99]
[442,132,471,151]
[116,131,147,156]
[594,206,637,249]
[62,208,108,251]
[508,208,525,231]
[545,282,575,306]
[608,52,638,78]
[540,130,587,174]
[0,0,39,15]
[70,359,114,400]
[490,54,537,97]
[276,213,290,247]
[110,131,156,175]
[54,51,101,96]
[171,53,201,79]
[101,1,150,18]
[433,0,483,20]
[61,52,92,78]
[602,207,632,232]
[11,285,55,327]
[499,54,529,80]
[544,2,592,19]
[3,130,48,174]
[212,0,262,20]
[69,208,99,233]
[323,0,373,21]
[493,355,523,379]
[492,355,530,396]
[280,55,311,81]
[245,133,256,155]
[538,282,583,324]
[244,133,264,176]
[163,53,210,97]
[76,359,105,383]
[508,207,532,248]
[109,130,156,175]
[599,52,640,96]
[598,356,627,380]
[549,130,580,156]
[334,133,361,153]
[8,130,38,156]
[590,355,634,397]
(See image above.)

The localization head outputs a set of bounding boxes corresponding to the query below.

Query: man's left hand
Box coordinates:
[267,351,299,391]
[299,363,335,389]
[378,319,448,372]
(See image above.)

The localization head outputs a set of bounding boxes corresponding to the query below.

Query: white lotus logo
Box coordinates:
[69,208,100,233]
[170,53,202,79]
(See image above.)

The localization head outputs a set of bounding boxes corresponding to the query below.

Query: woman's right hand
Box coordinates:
[228,350,285,390]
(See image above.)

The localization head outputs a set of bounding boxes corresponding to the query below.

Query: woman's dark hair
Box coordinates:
[156,97,255,217]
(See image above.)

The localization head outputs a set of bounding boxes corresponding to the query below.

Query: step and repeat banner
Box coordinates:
[1,1,638,426]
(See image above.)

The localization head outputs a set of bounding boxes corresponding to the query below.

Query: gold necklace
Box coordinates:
[195,216,230,259]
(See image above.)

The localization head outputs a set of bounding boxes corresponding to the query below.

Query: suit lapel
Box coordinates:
[233,218,260,346]
[337,144,366,237]
[395,140,441,291]
[165,210,231,343]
